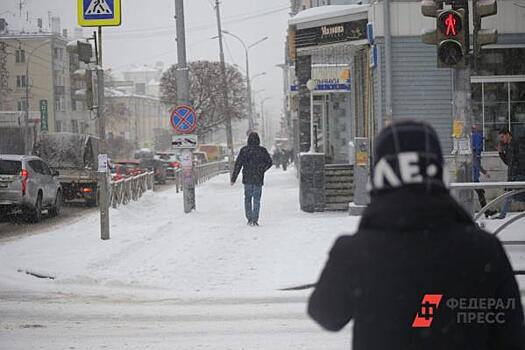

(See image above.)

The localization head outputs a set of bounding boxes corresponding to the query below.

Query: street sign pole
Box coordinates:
[175,0,196,213]
[78,0,122,240]
[97,64,110,240]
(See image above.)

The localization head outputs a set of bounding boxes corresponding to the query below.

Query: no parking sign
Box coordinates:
[170,105,198,134]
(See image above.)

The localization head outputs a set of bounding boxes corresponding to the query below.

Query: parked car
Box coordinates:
[0,155,62,222]
[132,150,167,185]
[140,158,167,184]
[193,151,208,165]
[156,152,181,180]
[111,160,144,181]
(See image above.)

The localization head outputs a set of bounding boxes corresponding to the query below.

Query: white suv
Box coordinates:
[0,155,62,222]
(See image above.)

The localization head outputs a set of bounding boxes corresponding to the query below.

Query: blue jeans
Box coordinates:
[244,184,262,223]
[499,196,512,219]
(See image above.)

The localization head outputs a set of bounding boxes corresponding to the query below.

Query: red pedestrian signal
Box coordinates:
[435,9,466,68]
[438,11,462,38]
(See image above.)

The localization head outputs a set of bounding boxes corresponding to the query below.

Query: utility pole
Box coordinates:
[452,0,474,215]
[175,0,196,213]
[96,27,110,240]
[246,54,253,132]
[24,58,30,155]
[214,0,235,175]
[452,67,474,215]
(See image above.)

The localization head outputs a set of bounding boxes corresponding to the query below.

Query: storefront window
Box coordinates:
[510,82,525,138]
[472,83,483,127]
[471,80,525,151]
[474,48,525,76]
[483,82,508,150]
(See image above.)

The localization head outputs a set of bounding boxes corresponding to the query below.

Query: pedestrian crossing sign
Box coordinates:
[78,0,121,27]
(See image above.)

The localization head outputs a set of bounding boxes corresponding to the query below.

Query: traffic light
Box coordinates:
[421,0,442,45]
[66,40,93,64]
[72,69,94,110]
[472,0,497,57]
[421,1,469,68]
[436,8,467,68]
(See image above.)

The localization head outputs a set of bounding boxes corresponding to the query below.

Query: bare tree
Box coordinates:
[160,60,247,137]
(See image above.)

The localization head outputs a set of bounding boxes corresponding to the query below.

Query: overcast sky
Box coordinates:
[0,0,290,119]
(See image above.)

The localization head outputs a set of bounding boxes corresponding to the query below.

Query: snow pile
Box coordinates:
[0,169,358,299]
[289,4,369,25]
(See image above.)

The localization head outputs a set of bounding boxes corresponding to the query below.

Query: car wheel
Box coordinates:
[28,193,43,223]
[49,191,62,217]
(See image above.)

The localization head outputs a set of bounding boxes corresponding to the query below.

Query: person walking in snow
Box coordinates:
[496,127,525,219]
[308,120,525,350]
[471,125,496,217]
[231,132,273,226]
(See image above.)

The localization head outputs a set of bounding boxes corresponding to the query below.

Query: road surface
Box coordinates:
[0,204,97,243]
[0,290,350,350]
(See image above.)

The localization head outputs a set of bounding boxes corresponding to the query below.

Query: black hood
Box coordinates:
[360,188,473,232]
[247,132,260,146]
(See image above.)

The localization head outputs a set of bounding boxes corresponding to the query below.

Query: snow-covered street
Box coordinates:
[1,168,524,349]
[0,169,356,349]
[0,168,358,298]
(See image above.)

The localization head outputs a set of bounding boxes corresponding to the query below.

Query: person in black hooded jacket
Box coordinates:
[308,120,525,350]
[231,132,272,226]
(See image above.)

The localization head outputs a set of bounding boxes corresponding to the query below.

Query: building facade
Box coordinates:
[368,0,525,153]
[0,20,96,152]
[106,91,170,151]
[287,0,525,155]
[286,0,525,211]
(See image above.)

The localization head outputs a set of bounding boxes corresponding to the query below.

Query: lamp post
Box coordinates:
[250,74,266,127]
[260,97,271,146]
[221,31,268,132]
[306,79,316,153]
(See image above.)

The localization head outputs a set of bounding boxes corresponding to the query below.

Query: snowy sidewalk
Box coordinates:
[0,168,358,299]
[0,167,524,300]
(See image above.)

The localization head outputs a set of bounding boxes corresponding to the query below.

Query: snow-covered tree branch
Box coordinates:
[160,61,248,137]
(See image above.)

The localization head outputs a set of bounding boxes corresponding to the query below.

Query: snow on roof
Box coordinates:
[288,5,369,26]
[125,65,159,73]
[2,12,41,34]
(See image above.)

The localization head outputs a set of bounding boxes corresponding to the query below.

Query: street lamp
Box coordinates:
[220,31,268,132]
[260,97,271,146]
[306,79,316,153]
[251,72,266,81]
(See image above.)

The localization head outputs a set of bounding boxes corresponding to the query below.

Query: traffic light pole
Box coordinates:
[175,0,196,213]
[451,0,474,216]
[421,0,497,216]
[452,66,474,215]
[96,27,110,240]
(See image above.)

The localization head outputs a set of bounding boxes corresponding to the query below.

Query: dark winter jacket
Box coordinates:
[308,188,525,350]
[499,138,525,181]
[231,133,273,186]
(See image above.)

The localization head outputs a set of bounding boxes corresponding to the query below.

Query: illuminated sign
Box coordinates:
[438,11,462,38]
